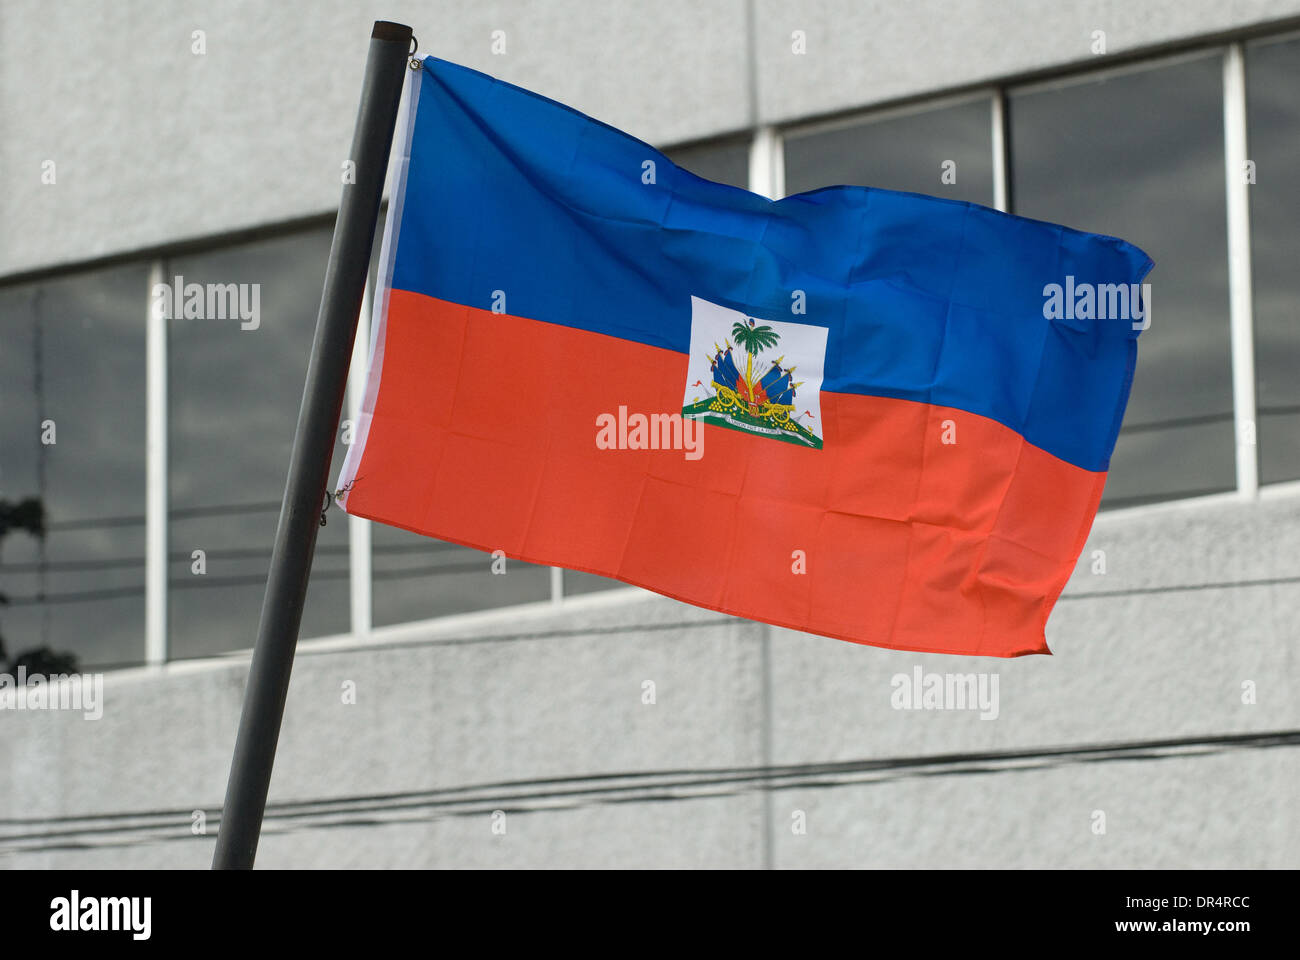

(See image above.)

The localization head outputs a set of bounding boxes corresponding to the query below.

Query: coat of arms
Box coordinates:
[681,297,826,449]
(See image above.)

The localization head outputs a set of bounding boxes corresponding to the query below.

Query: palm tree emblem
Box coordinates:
[731,318,780,407]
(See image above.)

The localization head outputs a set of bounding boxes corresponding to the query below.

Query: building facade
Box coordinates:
[1,0,1298,867]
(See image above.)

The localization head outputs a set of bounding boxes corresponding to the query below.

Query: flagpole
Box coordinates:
[212,20,413,869]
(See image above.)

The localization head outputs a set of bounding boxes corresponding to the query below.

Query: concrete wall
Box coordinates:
[3,490,1297,868]
[2,0,1297,868]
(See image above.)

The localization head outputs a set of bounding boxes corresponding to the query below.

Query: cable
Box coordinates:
[2,728,1297,853]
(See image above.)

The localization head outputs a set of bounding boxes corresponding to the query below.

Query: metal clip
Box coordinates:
[409,35,421,70]
[321,478,360,526]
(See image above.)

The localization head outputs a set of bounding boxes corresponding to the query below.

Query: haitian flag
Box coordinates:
[338,56,1153,658]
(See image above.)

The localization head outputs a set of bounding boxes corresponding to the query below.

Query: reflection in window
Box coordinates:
[1247,38,1300,485]
[783,97,994,205]
[1010,56,1233,507]
[0,265,148,670]
[370,527,551,627]
[168,228,350,658]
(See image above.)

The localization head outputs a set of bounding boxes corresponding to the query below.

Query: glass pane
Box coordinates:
[167,228,350,658]
[783,97,994,205]
[665,139,751,190]
[0,264,148,670]
[563,568,629,598]
[1247,38,1300,484]
[370,526,551,627]
[1010,56,1233,507]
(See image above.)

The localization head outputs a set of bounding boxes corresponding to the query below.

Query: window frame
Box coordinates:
[774,43,1270,516]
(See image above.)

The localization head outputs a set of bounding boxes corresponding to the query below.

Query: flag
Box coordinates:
[338,56,1153,657]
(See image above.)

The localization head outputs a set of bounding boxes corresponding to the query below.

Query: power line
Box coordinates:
[2,727,1296,853]
[0,539,463,574]
[0,557,518,607]
[43,501,282,532]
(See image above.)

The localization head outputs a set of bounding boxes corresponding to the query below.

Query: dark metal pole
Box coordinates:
[212,20,413,869]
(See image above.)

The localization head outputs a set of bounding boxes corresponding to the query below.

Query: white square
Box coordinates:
[681,296,828,449]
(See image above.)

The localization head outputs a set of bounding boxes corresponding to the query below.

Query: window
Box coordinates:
[1247,37,1300,485]
[167,229,350,658]
[783,97,994,205]
[665,138,752,190]
[0,265,148,670]
[1009,55,1233,506]
[371,528,552,626]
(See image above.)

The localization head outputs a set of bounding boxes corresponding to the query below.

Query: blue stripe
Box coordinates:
[393,56,1153,471]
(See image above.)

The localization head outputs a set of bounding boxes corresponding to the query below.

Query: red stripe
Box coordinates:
[345,290,1106,657]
